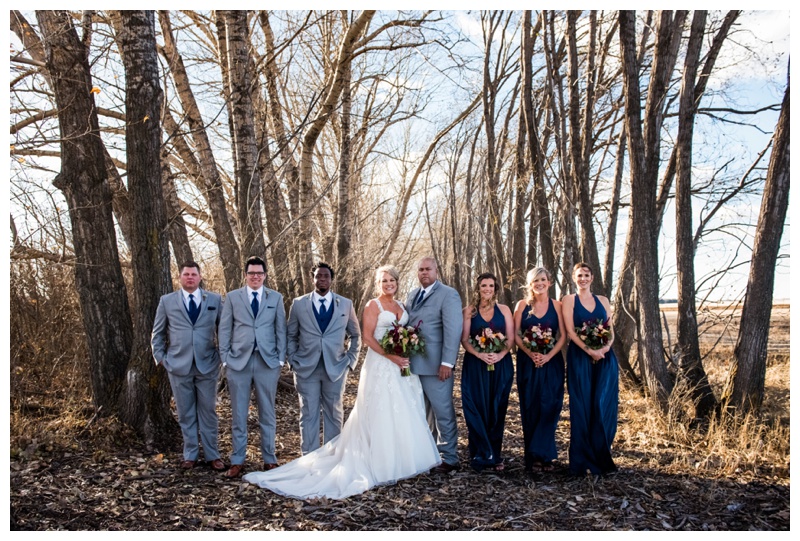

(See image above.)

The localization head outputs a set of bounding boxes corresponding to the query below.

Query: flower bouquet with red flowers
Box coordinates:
[577,318,611,350]
[379,320,425,376]
[520,324,555,357]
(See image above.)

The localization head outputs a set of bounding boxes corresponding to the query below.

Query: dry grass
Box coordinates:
[614,349,790,481]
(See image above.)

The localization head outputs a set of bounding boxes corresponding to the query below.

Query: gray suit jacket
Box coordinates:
[218,286,287,370]
[287,292,361,381]
[406,280,463,376]
[151,289,221,376]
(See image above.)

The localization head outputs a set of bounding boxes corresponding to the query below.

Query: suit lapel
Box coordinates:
[304,293,321,332]
[254,287,266,322]
[325,294,342,334]
[174,290,192,324]
[415,281,438,309]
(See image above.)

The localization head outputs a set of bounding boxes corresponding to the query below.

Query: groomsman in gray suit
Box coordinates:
[407,256,463,472]
[287,262,361,454]
[218,256,287,478]
[151,261,225,471]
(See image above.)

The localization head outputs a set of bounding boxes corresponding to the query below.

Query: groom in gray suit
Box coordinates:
[287,262,361,454]
[219,256,287,478]
[151,261,225,471]
[407,256,463,472]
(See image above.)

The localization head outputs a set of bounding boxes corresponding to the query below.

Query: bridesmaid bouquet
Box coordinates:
[469,327,508,371]
[380,320,425,376]
[520,324,555,357]
[577,318,611,350]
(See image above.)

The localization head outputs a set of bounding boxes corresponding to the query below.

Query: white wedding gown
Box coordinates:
[243,300,441,499]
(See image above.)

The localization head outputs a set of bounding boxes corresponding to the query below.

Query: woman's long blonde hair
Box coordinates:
[524,267,552,304]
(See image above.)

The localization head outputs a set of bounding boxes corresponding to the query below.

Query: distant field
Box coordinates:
[658,304,789,354]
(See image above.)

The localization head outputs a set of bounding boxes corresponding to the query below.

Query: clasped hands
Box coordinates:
[587,346,608,363]
[528,352,550,368]
[477,352,502,367]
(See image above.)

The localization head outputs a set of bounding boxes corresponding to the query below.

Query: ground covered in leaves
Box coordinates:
[10,352,790,531]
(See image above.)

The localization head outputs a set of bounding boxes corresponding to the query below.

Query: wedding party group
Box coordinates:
[150,255,619,500]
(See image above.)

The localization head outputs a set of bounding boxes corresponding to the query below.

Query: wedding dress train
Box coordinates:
[243,301,440,499]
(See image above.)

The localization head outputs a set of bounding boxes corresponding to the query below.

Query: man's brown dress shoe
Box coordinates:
[180,459,196,470]
[209,459,226,471]
[225,464,245,478]
[263,462,279,471]
[432,462,459,473]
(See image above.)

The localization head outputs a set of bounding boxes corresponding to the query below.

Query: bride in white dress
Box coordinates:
[243,265,441,499]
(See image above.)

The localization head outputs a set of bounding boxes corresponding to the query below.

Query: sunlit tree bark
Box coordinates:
[35,9,133,415]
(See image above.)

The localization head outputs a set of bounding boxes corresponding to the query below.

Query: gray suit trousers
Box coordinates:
[293,359,347,454]
[226,351,281,464]
[419,374,459,465]
[167,361,220,461]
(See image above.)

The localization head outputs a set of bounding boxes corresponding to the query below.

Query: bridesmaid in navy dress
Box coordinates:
[513,267,567,472]
[561,262,619,475]
[460,273,514,472]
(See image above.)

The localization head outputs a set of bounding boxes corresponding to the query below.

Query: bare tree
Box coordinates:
[521,11,555,289]
[34,10,133,414]
[158,10,242,290]
[566,10,604,295]
[112,10,177,443]
[619,10,685,408]
[721,75,790,415]
[674,11,716,418]
[217,10,267,264]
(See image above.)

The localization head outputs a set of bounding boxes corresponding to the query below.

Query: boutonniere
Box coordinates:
[202,293,208,301]
[336,298,340,306]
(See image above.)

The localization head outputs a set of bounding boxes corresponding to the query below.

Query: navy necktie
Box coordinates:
[188,293,199,324]
[416,289,425,306]
[251,291,259,317]
[318,298,327,317]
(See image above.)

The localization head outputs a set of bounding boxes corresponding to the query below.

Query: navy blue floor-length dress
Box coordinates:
[461,305,514,471]
[516,299,564,469]
[567,294,619,475]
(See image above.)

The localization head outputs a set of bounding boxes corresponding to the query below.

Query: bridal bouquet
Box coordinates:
[469,327,508,371]
[577,318,611,351]
[380,320,425,377]
[520,324,555,357]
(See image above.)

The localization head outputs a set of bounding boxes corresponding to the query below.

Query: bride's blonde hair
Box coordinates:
[374,265,400,295]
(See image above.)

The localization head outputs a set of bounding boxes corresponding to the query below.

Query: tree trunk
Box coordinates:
[13,11,135,251]
[253,11,296,299]
[160,156,194,266]
[721,77,790,415]
[603,125,625,295]
[114,10,178,445]
[674,11,716,418]
[509,92,528,298]
[544,11,578,291]
[35,10,133,415]
[522,12,554,289]
[218,10,267,264]
[335,54,355,298]
[655,10,741,223]
[300,11,376,292]
[613,10,737,390]
[567,10,605,295]
[619,10,676,408]
[158,10,241,291]
[481,11,513,302]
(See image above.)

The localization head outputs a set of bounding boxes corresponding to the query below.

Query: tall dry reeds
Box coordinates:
[616,345,789,479]
[10,260,92,449]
